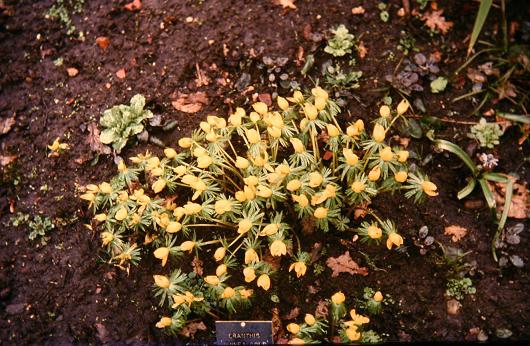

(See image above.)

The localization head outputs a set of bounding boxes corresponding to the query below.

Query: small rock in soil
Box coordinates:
[495,328,513,339]
[6,303,25,315]
[446,299,461,315]
[66,67,79,77]
[235,73,251,91]
[509,255,524,268]
[465,199,484,209]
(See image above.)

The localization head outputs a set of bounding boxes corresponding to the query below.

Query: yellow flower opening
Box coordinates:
[287,323,301,335]
[349,309,370,325]
[240,288,254,299]
[221,286,236,299]
[99,182,113,194]
[252,101,268,115]
[351,181,365,194]
[178,137,193,148]
[214,247,226,261]
[152,179,167,194]
[367,225,382,239]
[386,232,404,250]
[270,239,287,257]
[368,166,381,181]
[303,103,318,120]
[326,123,340,137]
[286,179,302,192]
[115,207,128,221]
[153,275,170,289]
[246,128,261,144]
[214,199,232,215]
[277,96,289,111]
[164,148,177,159]
[154,247,170,267]
[314,207,328,219]
[380,147,393,162]
[331,291,346,305]
[308,172,323,188]
[304,313,316,326]
[155,317,172,329]
[216,264,227,277]
[395,171,408,183]
[238,219,253,234]
[197,155,213,169]
[244,248,259,264]
[235,156,250,169]
[397,99,410,115]
[422,181,439,196]
[204,275,220,286]
[346,327,361,341]
[166,221,182,234]
[243,267,256,282]
[314,95,327,111]
[180,240,196,253]
[396,150,409,162]
[257,274,271,291]
[101,231,114,246]
[292,194,309,208]
[290,138,305,153]
[289,261,307,278]
[374,291,383,302]
[94,213,107,222]
[343,148,359,166]
[372,123,386,143]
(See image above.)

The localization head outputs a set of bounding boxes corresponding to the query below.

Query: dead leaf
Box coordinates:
[124,0,142,11]
[283,307,300,320]
[171,92,209,114]
[178,321,207,339]
[273,0,296,10]
[195,63,211,87]
[495,81,517,100]
[421,10,453,34]
[96,36,110,49]
[354,201,370,220]
[314,299,328,318]
[326,251,369,277]
[116,68,126,79]
[478,62,500,77]
[295,46,304,66]
[1,115,15,134]
[466,68,487,84]
[444,225,467,242]
[357,40,368,59]
[192,256,203,276]
[322,150,333,161]
[309,242,323,264]
[67,67,79,77]
[351,6,365,15]
[0,155,17,166]
[258,93,272,106]
[490,179,529,219]
[263,251,282,271]
[86,122,111,154]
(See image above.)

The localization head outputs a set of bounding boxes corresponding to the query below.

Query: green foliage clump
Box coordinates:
[430,77,448,93]
[446,277,476,300]
[324,65,363,89]
[324,25,356,57]
[99,94,153,153]
[11,212,55,243]
[468,118,503,148]
[46,0,85,36]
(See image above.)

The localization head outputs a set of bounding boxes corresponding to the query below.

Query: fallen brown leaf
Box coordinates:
[86,122,111,154]
[354,201,370,220]
[262,251,282,271]
[273,0,296,10]
[192,256,204,276]
[283,307,300,320]
[357,40,368,59]
[326,251,369,277]
[0,155,17,166]
[444,225,467,242]
[490,178,529,219]
[67,67,79,77]
[116,68,126,79]
[178,321,207,339]
[1,115,15,135]
[466,68,487,84]
[351,6,365,15]
[422,10,453,34]
[495,81,517,100]
[171,91,209,114]
[96,36,110,49]
[314,299,328,318]
[124,0,142,11]
[258,93,272,106]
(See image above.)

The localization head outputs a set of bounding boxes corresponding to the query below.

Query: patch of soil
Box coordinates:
[1,0,529,344]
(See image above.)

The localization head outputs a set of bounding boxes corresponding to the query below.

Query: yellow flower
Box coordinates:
[214,199,232,215]
[326,124,340,137]
[118,160,127,172]
[214,247,226,261]
[200,121,211,133]
[422,181,438,196]
[238,219,253,234]
[249,111,261,123]
[287,323,301,334]
[180,241,195,253]
[305,313,316,326]
[373,291,383,302]
[243,267,256,282]
[292,194,309,208]
[368,166,381,181]
[257,274,271,291]
[308,172,323,188]
[235,156,250,169]
[331,291,346,305]
[372,123,386,143]
[240,289,253,299]
[289,261,307,278]
[172,291,203,308]
[260,223,279,236]
[277,96,289,111]
[228,113,243,127]
[204,275,220,285]
[164,148,177,159]
[303,103,318,120]
[216,264,227,277]
[289,338,305,345]
[299,118,308,130]
[290,138,305,153]
[244,175,259,186]
[245,248,259,264]
[270,240,287,257]
[166,221,182,234]
[367,225,382,239]
[156,317,172,329]
[115,207,128,221]
[286,179,301,192]
[253,101,268,115]
[80,192,96,203]
[101,231,114,246]
[314,95,327,111]
[346,119,365,138]
[289,90,304,103]
[345,327,361,341]
[183,202,202,215]
[235,190,246,202]
[268,126,282,138]
[397,99,410,115]
[379,105,391,118]
[173,207,185,220]
[221,286,236,299]
[396,150,409,162]
[48,137,70,153]
[380,147,393,161]
[386,232,404,250]
[153,275,170,289]
[394,171,408,183]
[178,137,193,148]
[150,167,164,177]
[94,213,107,222]
[312,86,328,100]
[246,128,261,144]
[197,155,213,169]
[343,148,358,166]
[99,182,113,194]
[154,247,170,267]
[349,309,370,325]
[256,185,272,198]
[152,179,167,194]
[314,207,328,219]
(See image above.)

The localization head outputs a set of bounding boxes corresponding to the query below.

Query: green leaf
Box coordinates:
[99,129,116,144]
[482,172,509,183]
[430,77,448,93]
[497,178,514,232]
[478,178,495,209]
[130,94,146,113]
[457,178,476,200]
[432,139,479,176]
[467,0,493,56]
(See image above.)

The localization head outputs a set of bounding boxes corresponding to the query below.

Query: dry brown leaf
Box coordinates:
[466,68,487,84]
[444,225,467,242]
[86,122,111,154]
[357,40,368,59]
[1,115,15,135]
[262,251,282,271]
[192,256,204,276]
[0,155,17,166]
[67,67,79,77]
[326,251,369,277]
[314,299,328,318]
[273,0,296,10]
[124,0,142,11]
[351,6,365,15]
[354,201,370,220]
[116,68,126,79]
[96,36,110,49]
[283,307,300,320]
[171,92,208,114]
[422,10,453,34]
[490,179,529,219]
[495,81,517,100]
[178,321,207,339]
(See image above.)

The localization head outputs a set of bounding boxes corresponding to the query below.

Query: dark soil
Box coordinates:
[1,0,529,344]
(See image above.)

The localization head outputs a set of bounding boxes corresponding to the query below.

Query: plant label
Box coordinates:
[215,320,273,345]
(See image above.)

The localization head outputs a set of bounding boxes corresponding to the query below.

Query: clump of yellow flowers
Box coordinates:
[80,88,437,335]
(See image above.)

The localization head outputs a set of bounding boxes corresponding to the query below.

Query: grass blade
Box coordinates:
[457,178,476,200]
[433,139,479,176]
[478,178,496,209]
[497,112,530,124]
[482,172,509,183]
[492,178,514,262]
[467,0,493,57]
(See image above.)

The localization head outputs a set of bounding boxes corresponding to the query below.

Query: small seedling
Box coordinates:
[11,212,55,244]
[446,278,476,300]
[468,118,503,148]
[324,25,356,57]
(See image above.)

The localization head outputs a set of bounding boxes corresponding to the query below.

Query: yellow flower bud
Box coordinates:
[253,101,268,115]
[394,171,408,183]
[368,166,381,181]
[238,219,253,234]
[235,156,250,169]
[379,105,391,118]
[193,147,208,158]
[154,247,170,267]
[290,138,305,153]
[101,231,114,246]
[229,113,242,127]
[153,275,170,289]
[290,90,304,103]
[374,291,383,302]
[246,128,261,144]
[216,264,227,277]
[197,155,213,169]
[311,86,328,100]
[240,289,253,299]
[245,248,259,264]
[166,221,182,233]
[367,225,382,239]
[397,99,410,115]
[244,186,256,200]
[299,118,308,130]
[287,323,301,335]
[422,181,438,196]
[235,190,246,202]
[164,148,177,159]
[314,96,327,111]
[268,126,282,138]
[314,207,328,219]
[156,317,173,329]
[346,327,361,341]
[244,175,259,186]
[343,148,359,166]
[204,275,220,285]
[180,241,195,253]
[331,291,346,305]
[326,123,340,137]
[99,182,113,194]
[94,213,107,222]
[277,96,289,111]
[214,199,232,215]
[289,261,307,278]
[152,179,167,194]
[304,314,316,326]
[303,103,318,120]
[243,267,256,282]
[249,111,261,123]
[260,223,279,236]
[292,194,309,208]
[115,207,128,221]
[396,150,409,163]
[214,247,226,262]
[183,202,202,215]
[286,179,302,192]
[256,185,272,198]
[308,172,323,188]
[372,124,386,143]
[386,232,404,250]
[205,131,219,142]
[221,286,236,299]
[270,240,287,257]
[178,137,193,148]
[379,146,393,162]
[257,274,271,291]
